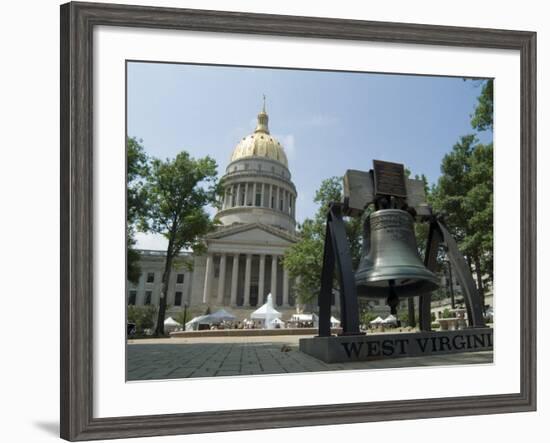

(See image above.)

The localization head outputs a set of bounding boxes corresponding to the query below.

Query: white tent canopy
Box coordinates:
[330,316,341,325]
[185,315,209,331]
[164,317,181,326]
[382,314,398,325]
[185,309,237,331]
[369,316,384,325]
[250,294,282,320]
[290,313,318,322]
[250,294,281,329]
[209,308,236,322]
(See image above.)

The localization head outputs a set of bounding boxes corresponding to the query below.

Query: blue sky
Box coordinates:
[127,61,492,250]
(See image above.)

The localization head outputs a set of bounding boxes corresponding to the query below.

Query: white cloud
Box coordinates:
[274,133,296,160]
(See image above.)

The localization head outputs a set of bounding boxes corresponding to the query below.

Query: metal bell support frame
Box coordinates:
[418,216,485,330]
[318,202,362,337]
[318,205,486,337]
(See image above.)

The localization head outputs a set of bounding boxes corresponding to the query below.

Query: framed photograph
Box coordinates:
[60,1,536,441]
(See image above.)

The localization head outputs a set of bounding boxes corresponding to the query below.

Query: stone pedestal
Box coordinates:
[299,328,493,363]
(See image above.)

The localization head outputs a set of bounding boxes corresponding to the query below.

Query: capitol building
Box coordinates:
[128,103,302,320]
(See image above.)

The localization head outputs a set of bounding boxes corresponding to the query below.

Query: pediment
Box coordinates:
[207,223,297,246]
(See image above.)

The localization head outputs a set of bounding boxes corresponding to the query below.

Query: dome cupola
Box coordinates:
[230,98,288,168]
[217,97,297,233]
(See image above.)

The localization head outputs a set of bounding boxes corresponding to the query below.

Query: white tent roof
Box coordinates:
[382,314,398,324]
[251,303,282,319]
[185,315,208,328]
[250,294,282,319]
[270,317,285,325]
[291,313,318,322]
[209,308,236,321]
[330,316,341,324]
[369,316,384,324]
[164,317,180,326]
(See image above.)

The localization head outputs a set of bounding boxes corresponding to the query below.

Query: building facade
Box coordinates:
[128,104,299,320]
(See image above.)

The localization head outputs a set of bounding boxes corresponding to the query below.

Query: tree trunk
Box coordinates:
[154,251,174,336]
[473,255,485,313]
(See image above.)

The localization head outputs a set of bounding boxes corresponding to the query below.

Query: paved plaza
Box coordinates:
[127,336,493,381]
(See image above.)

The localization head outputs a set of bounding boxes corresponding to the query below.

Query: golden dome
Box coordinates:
[230,103,288,168]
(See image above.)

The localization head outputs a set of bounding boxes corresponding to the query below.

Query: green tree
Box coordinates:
[127,305,157,335]
[127,137,149,284]
[430,135,493,306]
[406,169,431,259]
[471,79,493,131]
[442,308,454,319]
[140,152,219,336]
[283,177,363,305]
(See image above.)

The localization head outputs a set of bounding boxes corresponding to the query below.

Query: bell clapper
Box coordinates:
[387,279,399,315]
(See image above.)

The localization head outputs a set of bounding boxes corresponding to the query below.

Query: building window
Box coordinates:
[271,196,274,208]
[175,291,182,306]
[176,273,184,284]
[146,272,154,283]
[255,192,261,206]
[128,291,137,305]
[145,291,152,305]
[214,263,220,278]
[279,199,283,210]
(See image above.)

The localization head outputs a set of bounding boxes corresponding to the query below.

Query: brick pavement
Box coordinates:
[127,341,493,381]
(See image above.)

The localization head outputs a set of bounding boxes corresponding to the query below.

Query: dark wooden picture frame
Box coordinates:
[60,2,537,440]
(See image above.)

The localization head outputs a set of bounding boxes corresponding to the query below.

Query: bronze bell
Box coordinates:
[355,209,439,312]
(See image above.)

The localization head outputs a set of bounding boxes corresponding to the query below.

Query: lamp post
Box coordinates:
[182,302,188,328]
[444,259,456,309]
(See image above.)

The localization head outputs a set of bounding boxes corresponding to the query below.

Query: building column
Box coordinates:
[285,191,290,215]
[260,183,265,207]
[258,254,266,305]
[253,182,257,206]
[269,184,274,208]
[283,266,290,307]
[217,254,227,304]
[277,187,281,211]
[243,254,252,307]
[270,255,278,302]
[230,254,239,306]
[288,192,292,215]
[202,253,214,304]
[236,183,241,206]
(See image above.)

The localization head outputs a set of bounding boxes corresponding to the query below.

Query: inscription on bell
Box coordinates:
[373,160,407,197]
[370,211,412,231]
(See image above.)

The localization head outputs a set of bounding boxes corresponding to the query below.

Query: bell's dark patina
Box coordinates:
[355,209,439,304]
